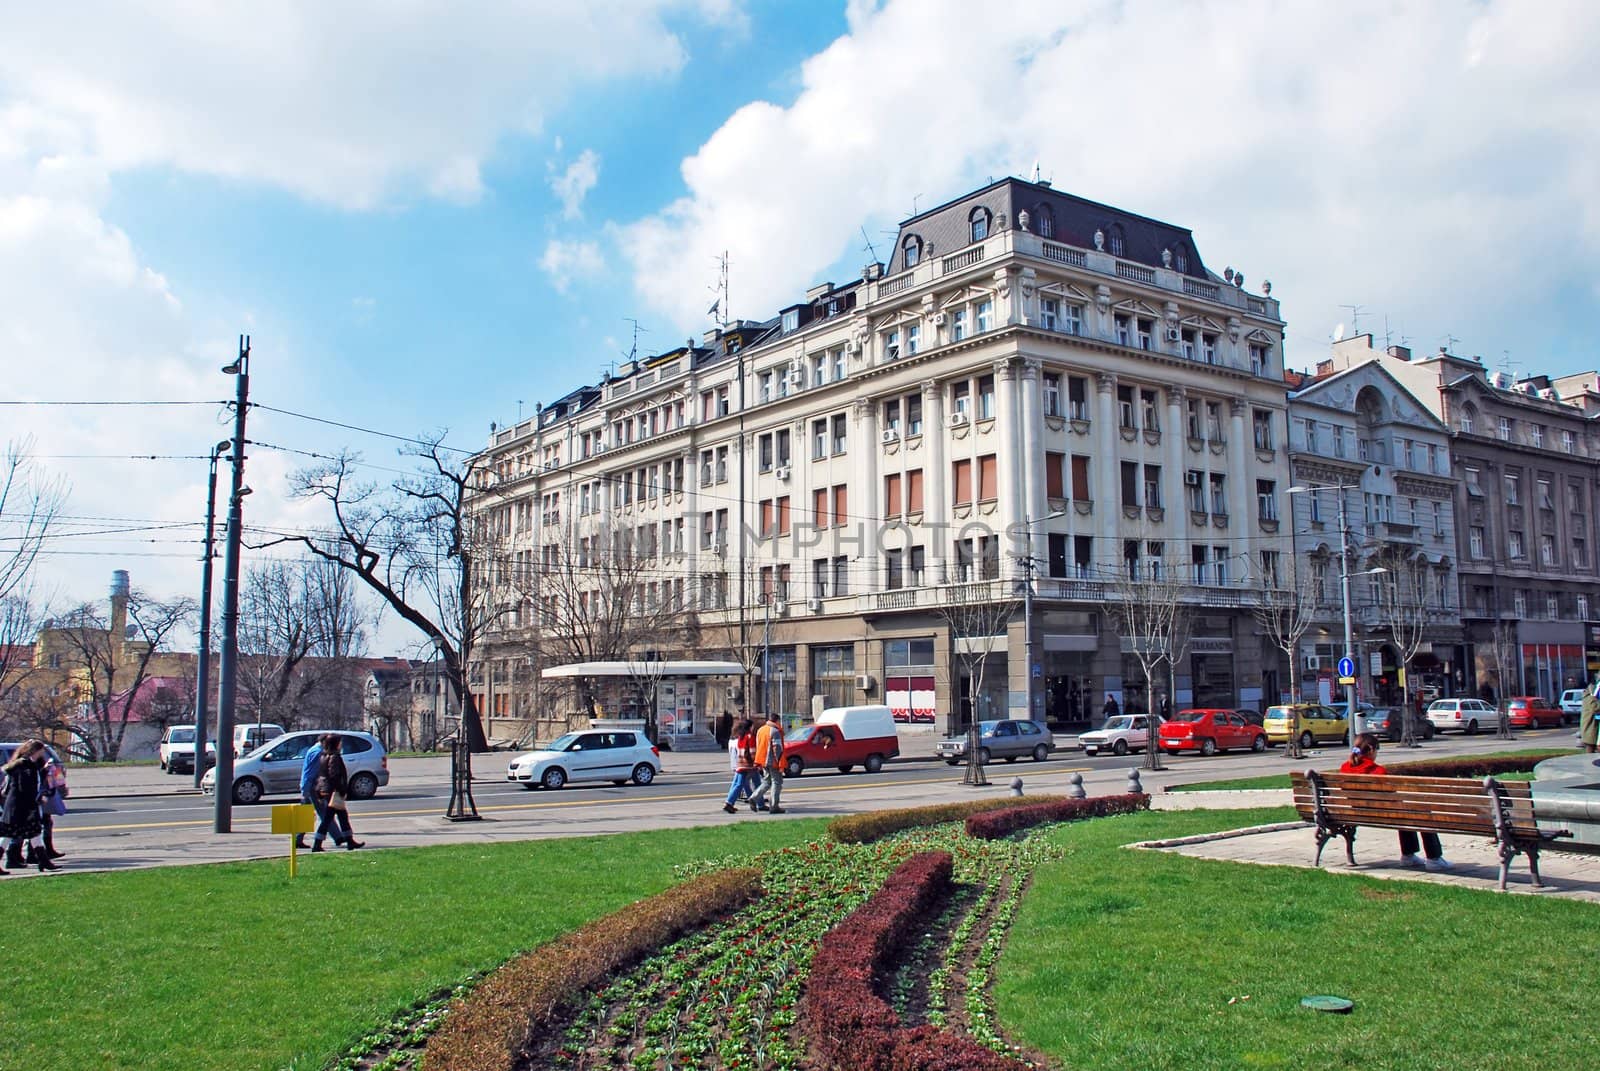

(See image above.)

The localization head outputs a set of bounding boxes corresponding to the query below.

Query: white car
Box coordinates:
[1079,714,1156,756]
[159,725,217,775]
[202,730,389,805]
[1425,698,1500,735]
[507,729,661,790]
[1559,689,1588,723]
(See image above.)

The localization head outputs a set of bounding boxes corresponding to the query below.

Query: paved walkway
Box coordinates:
[1145,788,1600,902]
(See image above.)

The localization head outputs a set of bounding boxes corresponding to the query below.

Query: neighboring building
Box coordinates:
[1286,351,1462,706]
[469,176,1295,742]
[1324,336,1600,700]
[362,656,454,751]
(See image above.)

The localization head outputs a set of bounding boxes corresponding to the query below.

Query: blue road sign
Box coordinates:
[1337,656,1356,678]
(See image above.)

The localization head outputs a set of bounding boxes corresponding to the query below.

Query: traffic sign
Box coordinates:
[1337,656,1356,678]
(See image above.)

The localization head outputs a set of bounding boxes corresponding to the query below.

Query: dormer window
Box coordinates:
[1173,247,1189,273]
[903,236,921,269]
[781,309,799,332]
[969,207,991,244]
[1035,205,1055,238]
[1107,224,1126,257]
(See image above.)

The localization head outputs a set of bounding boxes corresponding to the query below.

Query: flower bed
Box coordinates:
[423,867,761,1071]
[965,792,1149,840]
[803,851,1028,1071]
[828,795,1064,844]
[1385,753,1567,778]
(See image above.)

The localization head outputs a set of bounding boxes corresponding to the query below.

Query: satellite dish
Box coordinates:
[1332,323,1346,342]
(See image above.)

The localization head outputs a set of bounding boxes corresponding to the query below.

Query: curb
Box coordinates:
[1130,821,1306,849]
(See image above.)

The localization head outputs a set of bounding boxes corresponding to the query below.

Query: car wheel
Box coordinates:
[945,759,960,766]
[1465,719,1478,735]
[785,756,804,778]
[630,763,655,786]
[1004,754,1018,763]
[348,772,379,800]
[864,753,885,773]
[837,764,853,774]
[231,777,264,806]
[1424,723,1435,740]
[1112,739,1129,756]
[1199,738,1218,757]
[1251,735,1267,752]
[519,782,536,791]
[541,767,567,790]
[978,747,992,764]
[1299,730,1315,751]
[1032,744,1049,762]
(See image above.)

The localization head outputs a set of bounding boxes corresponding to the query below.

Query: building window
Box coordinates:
[885,548,904,590]
[1143,464,1163,509]
[1504,472,1520,505]
[1040,298,1058,332]
[1563,429,1575,454]
[1181,328,1197,361]
[1531,424,1545,448]
[1213,548,1231,585]
[906,394,923,436]
[1538,478,1554,510]
[812,353,827,387]
[977,454,997,501]
[906,324,921,355]
[1062,302,1083,335]
[1191,545,1210,586]
[1249,343,1269,376]
[832,484,848,528]
[976,299,993,333]
[978,374,995,419]
[1205,401,1223,441]
[1141,389,1159,432]
[953,381,971,417]
[1035,205,1054,238]
[1107,224,1125,257]
[1469,525,1486,558]
[1257,480,1277,522]
[1209,473,1227,516]
[969,207,990,243]
[1498,416,1512,441]
[1540,533,1556,566]
[903,236,921,268]
[1068,376,1088,420]
[758,433,774,472]
[1580,595,1592,619]
[1071,455,1091,502]
[907,469,924,512]
[782,309,799,333]
[1508,530,1525,560]
[884,473,902,518]
[1043,373,1062,417]
[951,308,968,342]
[953,459,973,506]
[832,347,847,381]
[1115,314,1131,347]
[1187,471,1205,513]
[1118,385,1136,429]
[1460,406,1476,435]
[1252,409,1274,450]
[1261,550,1282,587]
[812,419,827,460]
[831,413,847,455]
[1136,318,1154,350]
[1202,333,1217,364]
[1121,461,1140,508]
[886,329,900,361]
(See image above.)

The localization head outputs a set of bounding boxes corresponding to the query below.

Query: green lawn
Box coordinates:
[7,820,828,1071]
[999,807,1600,1071]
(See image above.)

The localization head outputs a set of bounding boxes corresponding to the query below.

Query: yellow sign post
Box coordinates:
[271,803,318,878]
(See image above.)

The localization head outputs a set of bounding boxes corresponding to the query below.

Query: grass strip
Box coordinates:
[828,795,1063,844]
[1167,748,1572,792]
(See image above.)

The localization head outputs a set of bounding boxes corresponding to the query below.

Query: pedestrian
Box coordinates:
[748,712,787,814]
[722,718,756,814]
[296,735,326,850]
[312,734,364,852]
[2,741,61,873]
[1580,676,1599,754]
[1340,732,1451,871]
[1102,693,1120,719]
[37,748,68,862]
[714,709,734,751]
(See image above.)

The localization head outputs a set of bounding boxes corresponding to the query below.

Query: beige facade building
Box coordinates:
[468,177,1295,743]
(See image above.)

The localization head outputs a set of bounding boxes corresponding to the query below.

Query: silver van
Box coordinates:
[204,730,388,805]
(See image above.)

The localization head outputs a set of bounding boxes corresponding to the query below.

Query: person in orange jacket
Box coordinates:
[1340,732,1449,870]
[748,712,787,814]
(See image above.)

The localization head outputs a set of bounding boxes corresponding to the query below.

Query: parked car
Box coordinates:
[1425,697,1500,735]
[1357,707,1435,742]
[507,729,660,789]
[1234,709,1266,727]
[1079,714,1157,756]
[159,725,217,775]
[936,719,1054,765]
[782,704,900,777]
[1264,704,1348,749]
[1558,689,1588,724]
[202,730,388,805]
[1159,709,1267,755]
[233,722,285,757]
[1505,696,1564,729]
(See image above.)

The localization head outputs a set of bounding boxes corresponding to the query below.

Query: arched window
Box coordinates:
[902,235,921,269]
[1107,224,1126,258]
[1035,204,1055,239]
[1173,246,1188,273]
[969,207,991,244]
[1460,402,1477,435]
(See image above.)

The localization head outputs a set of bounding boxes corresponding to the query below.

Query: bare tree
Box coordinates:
[52,591,195,760]
[1252,557,1319,760]
[1372,548,1434,747]
[935,578,1020,786]
[281,438,492,751]
[0,437,67,608]
[236,557,372,731]
[1104,555,1193,772]
[1487,615,1519,741]
[0,593,44,710]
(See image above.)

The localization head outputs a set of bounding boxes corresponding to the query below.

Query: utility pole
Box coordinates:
[213,336,250,833]
[192,439,230,788]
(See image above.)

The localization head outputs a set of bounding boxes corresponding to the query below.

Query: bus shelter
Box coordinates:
[541,660,744,746]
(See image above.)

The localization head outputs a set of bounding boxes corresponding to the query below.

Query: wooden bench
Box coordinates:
[1289,770,1572,891]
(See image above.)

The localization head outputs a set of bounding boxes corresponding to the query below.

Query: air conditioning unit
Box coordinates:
[949,411,969,427]
[931,312,947,327]
[1303,654,1320,672]
[712,536,727,556]
[855,673,876,692]
[806,597,824,612]
[1165,327,1182,342]
[542,460,559,471]
[843,340,859,355]
[881,428,900,444]
[774,599,788,616]
[1184,471,1202,486]
[787,369,804,387]
[774,465,791,481]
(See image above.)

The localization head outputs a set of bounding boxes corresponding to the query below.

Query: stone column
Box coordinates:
[1165,385,1189,553]
[1020,358,1046,569]
[1095,372,1119,562]
[1228,397,1250,561]
[854,398,880,581]
[996,360,1023,578]
[922,379,948,582]
[683,447,701,601]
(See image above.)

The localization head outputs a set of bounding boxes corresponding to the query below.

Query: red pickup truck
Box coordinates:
[781,704,900,776]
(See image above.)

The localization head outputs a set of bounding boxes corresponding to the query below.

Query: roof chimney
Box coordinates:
[1387,345,1412,361]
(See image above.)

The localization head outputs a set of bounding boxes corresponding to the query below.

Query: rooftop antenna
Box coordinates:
[1496,349,1519,378]
[910,193,922,216]
[859,225,881,266]
[1338,304,1366,336]
[517,400,524,421]
[1031,160,1041,183]
[1441,332,1461,354]
[621,317,647,363]
[706,251,730,333]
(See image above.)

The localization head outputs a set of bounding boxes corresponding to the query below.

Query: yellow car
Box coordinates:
[1263,704,1349,750]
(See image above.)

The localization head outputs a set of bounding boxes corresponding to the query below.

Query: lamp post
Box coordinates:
[213,336,250,833]
[192,439,231,788]
[1287,482,1385,736]
[1017,510,1066,724]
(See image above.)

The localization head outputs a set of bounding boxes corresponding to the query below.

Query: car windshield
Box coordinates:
[169,727,195,742]
[1427,701,1453,711]
[1102,716,1136,731]
[1264,706,1295,719]
[1167,710,1206,723]
[784,727,813,743]
[544,733,580,752]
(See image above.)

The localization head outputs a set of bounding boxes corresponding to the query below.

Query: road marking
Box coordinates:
[64,767,1092,834]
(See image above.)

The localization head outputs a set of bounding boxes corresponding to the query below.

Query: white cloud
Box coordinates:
[620,0,1600,369]
[0,3,723,209]
[550,149,602,219]
[540,239,605,294]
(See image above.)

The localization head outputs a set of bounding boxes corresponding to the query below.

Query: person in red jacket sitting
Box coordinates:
[1340,733,1451,871]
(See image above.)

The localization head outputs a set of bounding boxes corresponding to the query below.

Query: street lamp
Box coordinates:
[192,439,232,788]
[1287,483,1386,735]
[1017,510,1067,724]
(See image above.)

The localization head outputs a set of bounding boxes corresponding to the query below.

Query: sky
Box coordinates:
[2,0,1598,655]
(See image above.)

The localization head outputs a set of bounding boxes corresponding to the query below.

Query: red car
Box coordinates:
[1158,708,1268,756]
[1505,696,1564,729]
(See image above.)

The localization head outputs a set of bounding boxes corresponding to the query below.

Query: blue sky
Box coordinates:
[3,0,1598,651]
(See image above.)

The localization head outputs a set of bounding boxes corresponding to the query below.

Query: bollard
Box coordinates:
[1010,777,1024,797]
[1068,772,1087,800]
[1126,768,1144,796]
